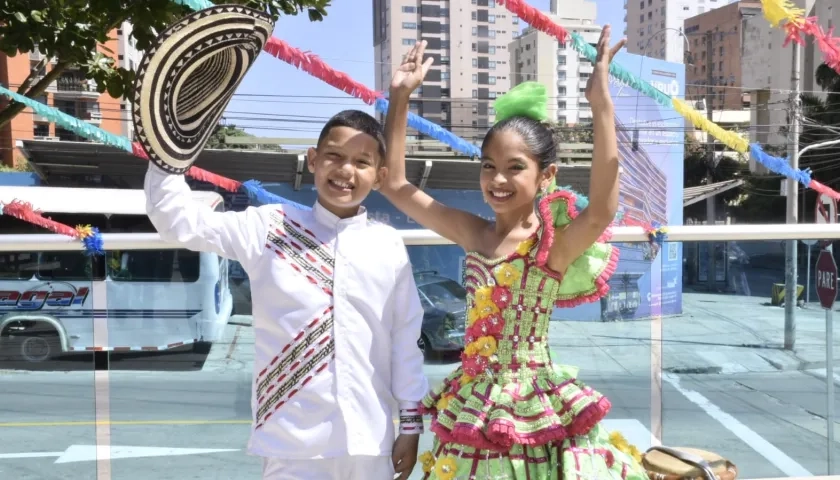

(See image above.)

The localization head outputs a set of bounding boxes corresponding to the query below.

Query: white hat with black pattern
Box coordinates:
[132,5,275,174]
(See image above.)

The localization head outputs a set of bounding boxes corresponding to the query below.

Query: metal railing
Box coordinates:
[3,223,840,480]
[4,223,840,251]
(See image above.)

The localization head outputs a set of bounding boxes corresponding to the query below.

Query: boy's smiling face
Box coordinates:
[307,126,384,218]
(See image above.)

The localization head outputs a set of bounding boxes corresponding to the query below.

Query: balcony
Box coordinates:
[53,74,100,99]
[80,109,102,125]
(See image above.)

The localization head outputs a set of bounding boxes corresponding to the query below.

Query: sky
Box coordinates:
[224,0,626,141]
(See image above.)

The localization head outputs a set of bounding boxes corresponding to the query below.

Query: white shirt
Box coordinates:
[144,164,428,459]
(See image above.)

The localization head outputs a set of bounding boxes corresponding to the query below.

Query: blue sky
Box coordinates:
[226,0,626,140]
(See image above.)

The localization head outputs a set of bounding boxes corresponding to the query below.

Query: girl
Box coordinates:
[381,26,647,480]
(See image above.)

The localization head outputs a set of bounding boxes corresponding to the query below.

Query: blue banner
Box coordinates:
[607,51,685,319]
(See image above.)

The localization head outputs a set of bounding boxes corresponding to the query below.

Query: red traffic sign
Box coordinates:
[816,249,838,309]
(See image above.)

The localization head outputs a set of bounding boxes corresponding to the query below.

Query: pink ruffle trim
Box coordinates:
[554,244,620,308]
[420,384,612,451]
[534,190,579,267]
[429,396,611,452]
[534,189,620,308]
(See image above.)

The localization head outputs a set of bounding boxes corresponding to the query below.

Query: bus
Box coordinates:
[0,186,233,363]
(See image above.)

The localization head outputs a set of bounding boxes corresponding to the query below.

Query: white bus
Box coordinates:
[0,186,233,363]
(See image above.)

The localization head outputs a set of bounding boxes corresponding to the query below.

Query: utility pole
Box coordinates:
[784,42,801,350]
[705,30,716,292]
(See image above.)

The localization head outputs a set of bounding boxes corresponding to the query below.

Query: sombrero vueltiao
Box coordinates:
[133,5,275,174]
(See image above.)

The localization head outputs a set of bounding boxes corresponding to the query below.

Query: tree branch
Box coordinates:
[0,61,69,129]
[17,57,49,94]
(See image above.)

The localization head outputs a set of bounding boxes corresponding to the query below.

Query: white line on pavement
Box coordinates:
[663,373,812,477]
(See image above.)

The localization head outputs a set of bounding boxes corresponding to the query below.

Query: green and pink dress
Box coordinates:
[417,187,647,480]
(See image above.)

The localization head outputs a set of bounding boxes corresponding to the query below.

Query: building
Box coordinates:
[372,0,519,143]
[510,0,601,125]
[683,1,762,111]
[741,0,837,173]
[0,22,140,167]
[624,0,719,64]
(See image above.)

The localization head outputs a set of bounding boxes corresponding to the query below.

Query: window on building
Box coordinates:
[403,22,417,29]
[402,6,416,13]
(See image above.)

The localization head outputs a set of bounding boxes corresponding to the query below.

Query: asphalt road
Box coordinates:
[1,355,839,480]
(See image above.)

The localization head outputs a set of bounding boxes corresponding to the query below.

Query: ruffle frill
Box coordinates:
[419,363,611,452]
[419,423,649,480]
[534,187,620,308]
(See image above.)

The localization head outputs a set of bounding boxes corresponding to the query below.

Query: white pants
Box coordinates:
[262,455,395,480]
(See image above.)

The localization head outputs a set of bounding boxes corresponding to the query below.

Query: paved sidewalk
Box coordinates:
[551,292,840,378]
[205,293,840,380]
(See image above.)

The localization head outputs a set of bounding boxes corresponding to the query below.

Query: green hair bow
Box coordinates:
[493,81,549,124]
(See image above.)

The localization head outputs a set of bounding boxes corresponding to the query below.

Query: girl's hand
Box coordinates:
[390,40,434,99]
[585,25,626,111]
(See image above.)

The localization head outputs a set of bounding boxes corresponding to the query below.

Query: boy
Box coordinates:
[145,110,428,480]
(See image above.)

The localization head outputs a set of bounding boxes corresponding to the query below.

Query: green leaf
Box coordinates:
[30,10,43,23]
[105,80,123,98]
[13,11,26,23]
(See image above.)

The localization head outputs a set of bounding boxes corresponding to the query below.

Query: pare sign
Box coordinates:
[0,283,90,310]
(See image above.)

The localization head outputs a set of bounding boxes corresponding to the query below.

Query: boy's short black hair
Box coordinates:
[316,110,386,162]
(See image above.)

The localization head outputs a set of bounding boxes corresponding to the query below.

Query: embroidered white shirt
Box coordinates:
[144,165,429,459]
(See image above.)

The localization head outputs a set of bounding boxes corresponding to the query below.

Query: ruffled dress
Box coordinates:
[417,188,647,480]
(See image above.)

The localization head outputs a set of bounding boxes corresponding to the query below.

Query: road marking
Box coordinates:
[0,445,238,463]
[0,452,62,460]
[0,418,428,428]
[663,373,812,477]
[0,420,252,428]
[56,445,239,464]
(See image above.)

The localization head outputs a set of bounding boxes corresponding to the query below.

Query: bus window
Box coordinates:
[108,214,200,282]
[35,213,107,281]
[0,212,38,279]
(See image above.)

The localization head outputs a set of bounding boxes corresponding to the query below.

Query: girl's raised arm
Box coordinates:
[380,42,488,251]
[546,26,626,275]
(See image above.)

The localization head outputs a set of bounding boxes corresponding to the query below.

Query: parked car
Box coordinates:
[413,270,467,357]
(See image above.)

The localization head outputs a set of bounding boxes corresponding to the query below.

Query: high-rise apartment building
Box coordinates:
[683,1,761,110]
[372,0,519,143]
[624,0,719,64]
[510,0,600,125]
[0,22,141,167]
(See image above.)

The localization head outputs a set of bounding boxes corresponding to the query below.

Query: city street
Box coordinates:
[0,363,837,479]
[2,292,840,479]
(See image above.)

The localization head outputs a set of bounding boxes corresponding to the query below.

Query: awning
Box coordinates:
[683,179,744,207]
[17,140,591,192]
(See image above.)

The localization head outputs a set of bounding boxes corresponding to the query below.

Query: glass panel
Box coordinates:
[0,212,97,479]
[106,206,256,478]
[664,239,835,478]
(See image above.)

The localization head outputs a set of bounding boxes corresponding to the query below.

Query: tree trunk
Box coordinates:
[0,61,69,129]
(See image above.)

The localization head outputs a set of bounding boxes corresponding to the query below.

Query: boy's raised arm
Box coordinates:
[145,163,269,271]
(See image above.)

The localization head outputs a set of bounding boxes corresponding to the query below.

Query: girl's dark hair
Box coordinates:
[481,116,557,169]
